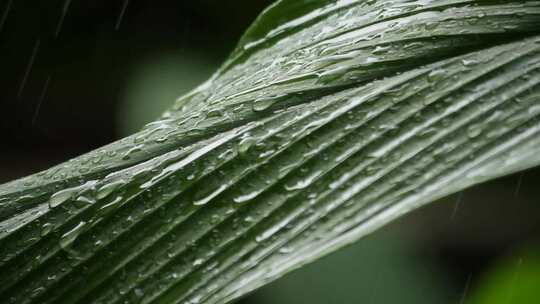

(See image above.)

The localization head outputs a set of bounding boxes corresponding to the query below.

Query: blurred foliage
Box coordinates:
[119,52,215,135]
[245,230,452,304]
[469,247,540,304]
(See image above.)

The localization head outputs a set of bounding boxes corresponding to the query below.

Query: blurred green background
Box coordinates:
[1,1,539,303]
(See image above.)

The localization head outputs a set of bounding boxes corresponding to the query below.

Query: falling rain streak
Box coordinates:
[115,0,130,30]
[504,258,523,303]
[32,75,51,126]
[17,39,40,98]
[0,0,12,33]
[458,274,472,304]
[451,191,464,220]
[514,173,525,197]
[55,0,72,37]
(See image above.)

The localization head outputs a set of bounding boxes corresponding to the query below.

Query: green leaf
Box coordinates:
[468,248,540,304]
[1,1,540,303]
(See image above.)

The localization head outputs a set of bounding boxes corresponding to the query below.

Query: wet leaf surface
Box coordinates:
[1,1,540,303]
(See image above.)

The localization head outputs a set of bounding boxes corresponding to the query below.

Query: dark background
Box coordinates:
[1,1,539,303]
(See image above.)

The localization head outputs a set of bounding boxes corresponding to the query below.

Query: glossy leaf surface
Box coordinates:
[1,1,540,303]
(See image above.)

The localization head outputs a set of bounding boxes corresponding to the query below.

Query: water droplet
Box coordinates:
[92,155,103,164]
[134,288,144,298]
[100,196,124,211]
[206,108,224,118]
[461,59,479,67]
[252,97,275,112]
[96,180,126,199]
[154,136,169,143]
[285,171,320,191]
[528,104,540,116]
[427,69,446,83]
[59,221,86,249]
[41,223,53,236]
[49,188,77,208]
[122,144,144,160]
[193,185,226,206]
[76,195,95,205]
[233,190,261,203]
[467,124,483,138]
[49,181,97,208]
[238,137,256,154]
[193,258,204,266]
[278,247,293,254]
[371,45,390,55]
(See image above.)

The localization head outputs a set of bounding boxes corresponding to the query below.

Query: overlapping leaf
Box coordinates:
[1,1,540,303]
